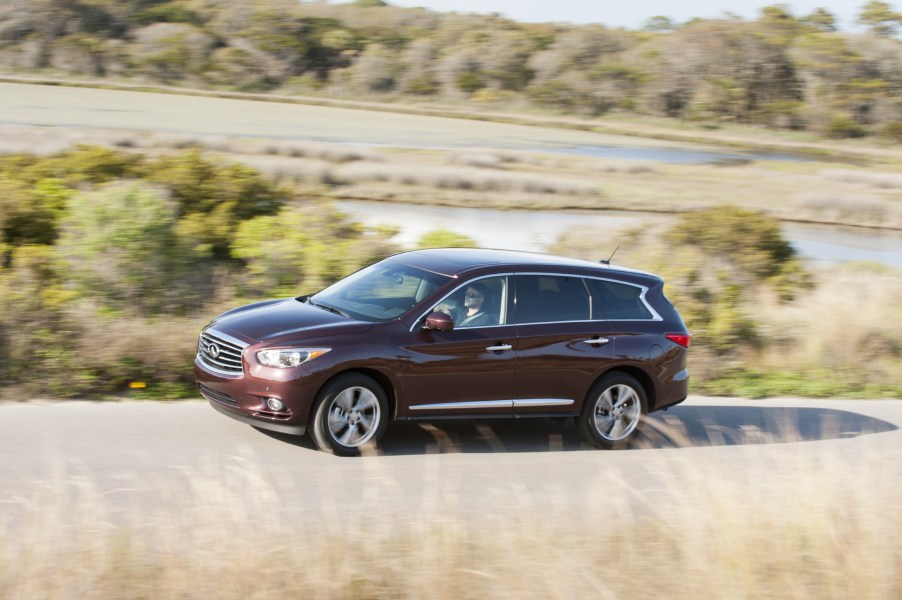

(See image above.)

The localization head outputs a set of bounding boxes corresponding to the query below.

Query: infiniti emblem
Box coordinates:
[207,343,221,359]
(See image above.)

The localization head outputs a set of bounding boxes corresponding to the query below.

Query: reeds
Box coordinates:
[821,168,902,190]
[790,192,897,227]
[2,123,900,230]
[332,162,599,195]
[749,263,902,389]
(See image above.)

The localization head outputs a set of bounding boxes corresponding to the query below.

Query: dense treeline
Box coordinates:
[1,1,901,139]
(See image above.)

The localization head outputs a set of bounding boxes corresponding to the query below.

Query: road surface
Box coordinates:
[1,397,899,524]
[0,81,755,158]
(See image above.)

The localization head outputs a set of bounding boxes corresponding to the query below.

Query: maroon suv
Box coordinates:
[196,248,690,455]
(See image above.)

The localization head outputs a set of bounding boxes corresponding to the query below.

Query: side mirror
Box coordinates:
[423,311,454,332]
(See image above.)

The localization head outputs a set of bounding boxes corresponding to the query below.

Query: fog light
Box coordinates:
[266,397,284,411]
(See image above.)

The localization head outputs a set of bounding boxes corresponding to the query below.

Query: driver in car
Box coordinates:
[456,282,493,328]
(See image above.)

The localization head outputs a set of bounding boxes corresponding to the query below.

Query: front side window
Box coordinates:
[515,275,591,324]
[431,276,509,328]
[587,278,653,320]
[313,261,451,322]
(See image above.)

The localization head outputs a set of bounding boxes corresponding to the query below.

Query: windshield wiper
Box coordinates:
[306,298,350,318]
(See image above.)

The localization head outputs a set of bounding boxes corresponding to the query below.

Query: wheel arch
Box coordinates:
[307,367,398,424]
[593,365,656,410]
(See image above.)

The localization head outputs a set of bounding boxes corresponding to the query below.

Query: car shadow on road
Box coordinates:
[370,404,897,455]
[255,404,897,456]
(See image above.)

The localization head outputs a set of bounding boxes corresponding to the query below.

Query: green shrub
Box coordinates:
[131,2,202,26]
[232,204,397,297]
[457,71,485,94]
[0,146,144,187]
[54,182,182,313]
[825,113,868,139]
[665,205,800,284]
[404,75,439,95]
[879,121,902,143]
[0,245,72,392]
[527,80,576,110]
[146,150,286,258]
[416,230,476,249]
[0,177,71,248]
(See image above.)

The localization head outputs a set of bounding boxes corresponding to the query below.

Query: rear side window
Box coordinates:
[516,275,590,323]
[588,279,653,320]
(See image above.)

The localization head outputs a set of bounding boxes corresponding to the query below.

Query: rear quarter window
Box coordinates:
[588,279,653,320]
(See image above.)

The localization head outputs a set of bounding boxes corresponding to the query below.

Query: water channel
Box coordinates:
[336,201,902,269]
[2,83,897,266]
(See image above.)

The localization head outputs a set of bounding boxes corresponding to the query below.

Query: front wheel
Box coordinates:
[310,374,388,456]
[578,373,647,450]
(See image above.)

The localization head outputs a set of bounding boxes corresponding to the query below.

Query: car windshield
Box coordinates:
[310,261,452,322]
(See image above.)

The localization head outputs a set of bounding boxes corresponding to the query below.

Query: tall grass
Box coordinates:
[2,428,900,600]
[789,192,901,229]
[821,169,902,190]
[331,162,600,195]
[746,263,902,394]
[3,123,901,229]
[231,154,336,185]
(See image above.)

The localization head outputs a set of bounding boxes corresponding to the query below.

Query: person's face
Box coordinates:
[464,287,484,309]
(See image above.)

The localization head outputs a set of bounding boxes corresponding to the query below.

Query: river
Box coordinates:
[336,201,902,269]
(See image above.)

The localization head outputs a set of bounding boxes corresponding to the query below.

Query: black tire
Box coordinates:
[310,373,389,456]
[578,372,648,450]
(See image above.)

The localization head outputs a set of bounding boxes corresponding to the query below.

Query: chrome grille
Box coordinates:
[198,329,246,374]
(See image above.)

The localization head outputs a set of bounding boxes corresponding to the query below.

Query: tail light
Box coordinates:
[665,333,692,348]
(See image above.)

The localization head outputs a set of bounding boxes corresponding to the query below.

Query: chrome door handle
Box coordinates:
[583,338,610,346]
[486,344,512,352]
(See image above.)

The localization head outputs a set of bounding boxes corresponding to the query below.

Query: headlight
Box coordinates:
[256,348,330,368]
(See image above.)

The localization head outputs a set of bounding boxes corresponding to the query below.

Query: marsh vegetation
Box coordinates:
[0,136,898,400]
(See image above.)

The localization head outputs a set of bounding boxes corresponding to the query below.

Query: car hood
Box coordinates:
[208,298,373,344]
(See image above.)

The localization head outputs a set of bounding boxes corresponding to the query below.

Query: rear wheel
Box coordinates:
[578,373,647,449]
[310,374,388,456]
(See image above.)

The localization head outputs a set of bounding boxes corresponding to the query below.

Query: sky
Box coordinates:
[357,0,883,31]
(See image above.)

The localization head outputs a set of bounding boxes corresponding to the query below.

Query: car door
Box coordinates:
[586,275,665,373]
[402,275,516,417]
[512,273,616,415]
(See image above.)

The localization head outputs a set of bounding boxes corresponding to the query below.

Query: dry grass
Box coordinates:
[748,263,902,387]
[447,150,506,169]
[789,192,897,227]
[229,153,602,195]
[332,162,600,195]
[2,428,899,600]
[231,154,336,185]
[2,122,901,229]
[821,169,902,191]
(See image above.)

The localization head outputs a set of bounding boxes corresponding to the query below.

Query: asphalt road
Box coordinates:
[1,397,899,525]
[0,81,721,153]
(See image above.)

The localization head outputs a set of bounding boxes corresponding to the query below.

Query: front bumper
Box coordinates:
[205,394,307,435]
[195,355,320,437]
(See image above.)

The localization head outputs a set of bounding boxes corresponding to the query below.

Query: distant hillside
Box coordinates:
[1,0,901,140]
